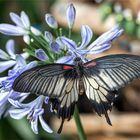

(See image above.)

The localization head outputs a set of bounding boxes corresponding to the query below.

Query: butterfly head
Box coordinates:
[74,57,83,66]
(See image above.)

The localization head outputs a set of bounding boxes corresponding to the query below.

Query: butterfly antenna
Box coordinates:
[57,118,65,134]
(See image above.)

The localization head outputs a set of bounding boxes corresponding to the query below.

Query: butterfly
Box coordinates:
[12,54,140,133]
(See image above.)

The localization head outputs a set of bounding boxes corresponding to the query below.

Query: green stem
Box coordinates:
[29,33,54,62]
[74,106,87,140]
[68,28,72,38]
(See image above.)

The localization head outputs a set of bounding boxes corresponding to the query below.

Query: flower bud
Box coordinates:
[66,3,76,29]
[45,14,58,29]
[35,49,48,61]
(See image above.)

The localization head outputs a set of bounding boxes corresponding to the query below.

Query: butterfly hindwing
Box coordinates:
[50,77,79,133]
[82,72,115,125]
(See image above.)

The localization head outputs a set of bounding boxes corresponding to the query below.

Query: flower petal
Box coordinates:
[16,55,26,67]
[0,24,28,36]
[0,91,10,105]
[39,115,53,133]
[78,25,93,49]
[24,61,37,69]
[8,98,23,108]
[0,60,16,73]
[0,77,7,83]
[31,27,41,36]
[21,61,37,73]
[10,12,24,27]
[9,108,30,119]
[44,31,53,43]
[55,55,73,64]
[44,97,49,104]
[50,41,60,53]
[88,43,111,54]
[0,49,9,60]
[31,116,38,134]
[45,14,58,29]
[59,37,77,52]
[66,3,76,29]
[87,25,123,51]
[20,11,30,29]
[35,49,48,61]
[21,52,29,59]
[6,39,15,57]
[23,35,30,44]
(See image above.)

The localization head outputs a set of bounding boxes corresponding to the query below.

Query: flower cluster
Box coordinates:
[0,3,123,134]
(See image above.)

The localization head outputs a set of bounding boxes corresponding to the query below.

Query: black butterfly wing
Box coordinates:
[83,54,140,124]
[50,78,79,133]
[13,64,78,97]
[12,63,79,132]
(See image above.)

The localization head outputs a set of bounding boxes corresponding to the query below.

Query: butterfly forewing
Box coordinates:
[13,64,76,98]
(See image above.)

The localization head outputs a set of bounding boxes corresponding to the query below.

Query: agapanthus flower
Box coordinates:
[9,96,52,134]
[0,55,52,134]
[0,55,36,117]
[0,11,30,36]
[56,25,123,64]
[0,39,29,73]
[0,11,41,44]
[0,89,29,118]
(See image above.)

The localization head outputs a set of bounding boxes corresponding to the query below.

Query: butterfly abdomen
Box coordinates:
[79,79,85,95]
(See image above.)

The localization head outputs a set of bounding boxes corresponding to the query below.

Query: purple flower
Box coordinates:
[66,3,76,29]
[0,24,28,36]
[2,55,37,90]
[0,40,29,73]
[0,89,29,118]
[87,25,124,54]
[0,11,30,36]
[0,54,51,134]
[0,11,41,44]
[56,25,123,64]
[0,89,12,117]
[9,96,53,134]
[0,55,36,118]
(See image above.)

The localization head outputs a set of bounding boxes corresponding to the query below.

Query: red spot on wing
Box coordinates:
[84,61,97,68]
[63,65,74,70]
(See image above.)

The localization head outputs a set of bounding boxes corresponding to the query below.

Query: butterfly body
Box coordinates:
[12,54,140,133]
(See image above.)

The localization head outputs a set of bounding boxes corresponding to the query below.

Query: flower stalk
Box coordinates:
[74,106,87,140]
